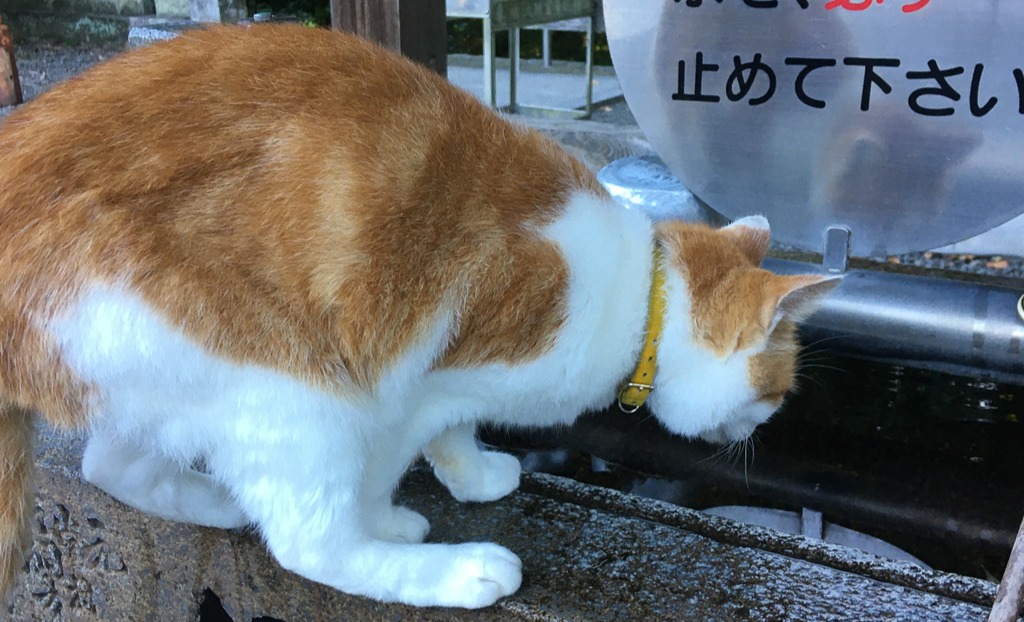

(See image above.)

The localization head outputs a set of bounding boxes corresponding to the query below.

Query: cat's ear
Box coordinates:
[765,274,842,334]
[722,216,772,266]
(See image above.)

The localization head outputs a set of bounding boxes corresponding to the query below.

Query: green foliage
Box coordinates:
[246,3,612,65]
[448,18,612,66]
[252,0,331,26]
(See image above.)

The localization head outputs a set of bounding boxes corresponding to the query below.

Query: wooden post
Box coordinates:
[330,0,447,77]
[0,15,22,107]
[989,514,1024,622]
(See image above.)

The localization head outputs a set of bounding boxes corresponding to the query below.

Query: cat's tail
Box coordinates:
[0,401,32,603]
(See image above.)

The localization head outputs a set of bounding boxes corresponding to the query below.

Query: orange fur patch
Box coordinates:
[656,221,776,356]
[748,320,800,406]
[0,404,32,602]
[0,24,602,419]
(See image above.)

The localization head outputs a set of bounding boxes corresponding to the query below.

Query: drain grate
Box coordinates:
[197,589,231,622]
[197,588,285,622]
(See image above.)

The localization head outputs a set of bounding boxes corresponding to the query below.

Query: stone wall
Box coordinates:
[3,0,155,16]
[1,0,248,45]
[154,0,189,17]
[190,0,246,23]
[2,13,130,45]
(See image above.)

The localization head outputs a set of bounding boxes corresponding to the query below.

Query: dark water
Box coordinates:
[485,354,1024,581]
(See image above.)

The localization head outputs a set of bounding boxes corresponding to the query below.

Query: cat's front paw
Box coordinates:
[436,450,521,503]
[370,505,430,543]
[434,543,522,608]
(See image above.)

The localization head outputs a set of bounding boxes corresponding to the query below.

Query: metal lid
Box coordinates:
[605,2,1024,257]
[597,155,723,225]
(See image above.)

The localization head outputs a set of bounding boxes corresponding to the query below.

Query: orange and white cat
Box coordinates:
[0,25,837,609]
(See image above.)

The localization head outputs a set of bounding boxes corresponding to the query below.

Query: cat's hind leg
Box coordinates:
[425,423,521,503]
[81,429,247,529]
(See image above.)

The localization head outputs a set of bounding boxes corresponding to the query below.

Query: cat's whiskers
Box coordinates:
[742,440,751,492]
[636,408,656,425]
[744,435,759,492]
[796,351,834,363]
[736,435,757,488]
[696,434,760,490]
[794,372,825,390]
[695,441,735,466]
[725,439,745,467]
[800,334,851,351]
[795,350,846,367]
[794,347,854,392]
[799,363,851,375]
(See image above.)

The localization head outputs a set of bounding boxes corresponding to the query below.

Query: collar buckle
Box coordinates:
[617,382,654,413]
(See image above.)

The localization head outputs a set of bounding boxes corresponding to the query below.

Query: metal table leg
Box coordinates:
[509,27,521,114]
[583,13,594,118]
[482,16,496,109]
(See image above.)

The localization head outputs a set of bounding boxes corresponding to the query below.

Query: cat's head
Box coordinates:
[646,216,839,445]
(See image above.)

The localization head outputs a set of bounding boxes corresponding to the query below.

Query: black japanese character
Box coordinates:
[844,57,900,111]
[726,53,776,105]
[672,52,721,103]
[1014,69,1024,114]
[906,59,963,117]
[969,64,997,117]
[785,57,837,109]
[743,0,811,6]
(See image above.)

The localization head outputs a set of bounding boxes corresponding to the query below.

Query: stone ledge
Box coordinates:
[8,432,1007,621]
[3,1,154,16]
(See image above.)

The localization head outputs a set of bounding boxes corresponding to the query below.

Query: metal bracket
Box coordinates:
[823,227,851,274]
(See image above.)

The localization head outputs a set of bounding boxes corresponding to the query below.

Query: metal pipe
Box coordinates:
[765,258,1024,385]
[599,156,1024,386]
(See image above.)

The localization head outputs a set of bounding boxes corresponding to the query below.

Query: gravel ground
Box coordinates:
[2,39,1021,282]
[882,251,1024,281]
[3,41,117,107]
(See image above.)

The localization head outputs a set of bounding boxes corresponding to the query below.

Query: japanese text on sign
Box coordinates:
[675,0,931,14]
[672,52,1016,117]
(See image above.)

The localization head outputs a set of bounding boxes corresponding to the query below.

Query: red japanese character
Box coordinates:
[901,0,929,13]
[825,0,881,10]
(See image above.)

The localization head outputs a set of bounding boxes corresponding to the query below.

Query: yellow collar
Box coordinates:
[618,247,667,413]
